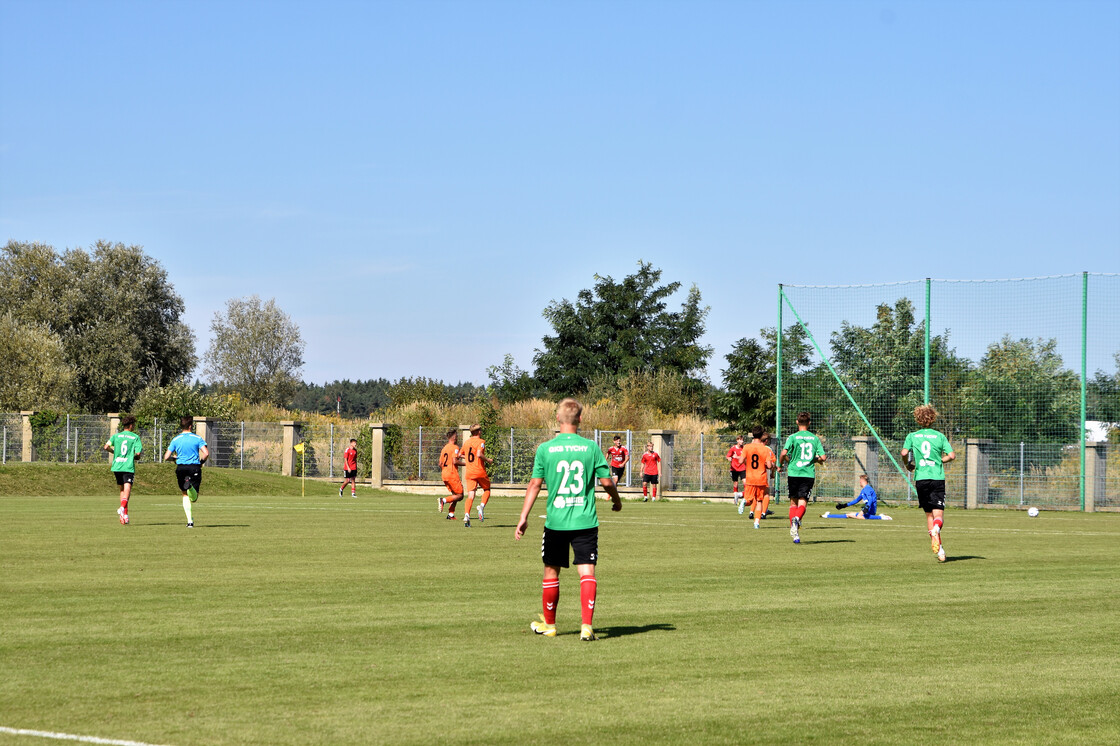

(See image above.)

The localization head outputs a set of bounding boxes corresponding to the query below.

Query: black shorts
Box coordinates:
[642,473,659,484]
[541,526,598,568]
[114,471,134,486]
[787,476,815,501]
[176,465,202,493]
[730,468,746,483]
[344,469,357,479]
[916,480,946,512]
[610,466,625,480]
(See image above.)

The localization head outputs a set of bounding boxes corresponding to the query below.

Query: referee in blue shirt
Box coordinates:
[164,416,209,528]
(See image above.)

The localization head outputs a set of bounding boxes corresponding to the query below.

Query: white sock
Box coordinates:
[183,495,193,523]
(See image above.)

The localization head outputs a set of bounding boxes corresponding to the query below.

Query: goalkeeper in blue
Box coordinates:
[821,474,890,520]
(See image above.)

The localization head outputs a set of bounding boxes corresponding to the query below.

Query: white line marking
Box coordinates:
[0,726,172,746]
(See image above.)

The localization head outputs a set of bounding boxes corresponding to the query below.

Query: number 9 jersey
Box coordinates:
[531,432,612,531]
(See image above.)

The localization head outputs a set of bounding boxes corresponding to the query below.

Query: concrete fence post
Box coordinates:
[20,411,35,462]
[194,417,213,450]
[107,413,121,439]
[649,430,677,491]
[281,420,300,477]
[965,438,994,509]
[852,435,878,496]
[1085,441,1107,513]
[369,423,388,489]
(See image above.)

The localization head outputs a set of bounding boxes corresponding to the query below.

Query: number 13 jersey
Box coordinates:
[532,432,611,531]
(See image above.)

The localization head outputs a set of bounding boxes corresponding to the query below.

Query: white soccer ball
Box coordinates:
[1027,507,1039,517]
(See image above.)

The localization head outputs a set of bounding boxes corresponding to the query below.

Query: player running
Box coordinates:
[461,424,493,526]
[780,411,826,544]
[901,404,956,562]
[515,398,622,641]
[103,415,142,525]
[339,438,358,497]
[606,435,629,485]
[639,442,661,501]
[438,429,465,520]
[738,427,776,528]
[163,416,209,528]
[726,435,746,508]
[821,474,891,520]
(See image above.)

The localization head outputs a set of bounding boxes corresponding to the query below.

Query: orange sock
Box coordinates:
[759,493,770,516]
[464,495,474,517]
[481,490,490,506]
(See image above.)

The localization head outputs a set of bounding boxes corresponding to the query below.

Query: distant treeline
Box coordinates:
[286,378,486,417]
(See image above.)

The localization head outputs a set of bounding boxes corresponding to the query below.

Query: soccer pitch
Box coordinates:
[2,481,1119,745]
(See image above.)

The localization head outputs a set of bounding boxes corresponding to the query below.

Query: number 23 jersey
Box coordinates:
[532,432,611,531]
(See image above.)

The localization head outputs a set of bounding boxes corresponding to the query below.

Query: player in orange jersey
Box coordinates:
[438,429,466,521]
[738,426,776,529]
[461,424,493,527]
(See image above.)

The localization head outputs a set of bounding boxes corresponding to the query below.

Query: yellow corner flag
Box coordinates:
[294,442,305,454]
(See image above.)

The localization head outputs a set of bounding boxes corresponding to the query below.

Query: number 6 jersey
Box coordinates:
[532,432,612,531]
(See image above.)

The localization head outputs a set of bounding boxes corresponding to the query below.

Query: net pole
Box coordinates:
[924,277,931,404]
[775,284,783,504]
[1080,271,1088,512]
[783,293,916,495]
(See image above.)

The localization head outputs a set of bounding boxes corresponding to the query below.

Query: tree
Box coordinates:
[0,240,196,411]
[1087,352,1120,425]
[533,261,712,394]
[962,336,1080,445]
[486,354,541,404]
[828,298,968,440]
[205,296,305,406]
[0,314,74,410]
[716,324,812,432]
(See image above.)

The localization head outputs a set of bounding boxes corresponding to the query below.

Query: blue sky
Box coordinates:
[2,0,1118,386]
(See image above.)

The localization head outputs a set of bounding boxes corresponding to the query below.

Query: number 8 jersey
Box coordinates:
[532,432,612,531]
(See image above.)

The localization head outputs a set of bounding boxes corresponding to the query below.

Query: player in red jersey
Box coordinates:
[726,435,746,508]
[606,434,629,485]
[640,442,661,501]
[438,429,466,520]
[339,438,358,497]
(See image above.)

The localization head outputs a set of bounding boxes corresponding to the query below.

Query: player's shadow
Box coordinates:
[942,555,985,563]
[595,623,675,639]
[801,539,856,545]
[137,523,249,528]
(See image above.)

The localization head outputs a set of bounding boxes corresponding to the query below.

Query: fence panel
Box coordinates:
[1,413,20,464]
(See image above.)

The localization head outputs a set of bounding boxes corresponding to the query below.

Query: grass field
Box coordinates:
[2,465,1119,745]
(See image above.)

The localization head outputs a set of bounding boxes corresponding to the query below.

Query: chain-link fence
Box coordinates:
[777,274,1120,509]
[26,414,111,464]
[1,413,21,464]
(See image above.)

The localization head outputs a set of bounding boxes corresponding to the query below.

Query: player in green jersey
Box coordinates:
[779,411,826,544]
[515,398,622,641]
[102,415,142,525]
[901,404,955,562]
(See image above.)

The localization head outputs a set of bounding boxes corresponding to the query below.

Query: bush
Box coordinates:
[133,382,239,424]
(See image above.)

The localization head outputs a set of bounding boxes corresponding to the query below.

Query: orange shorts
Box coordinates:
[743,484,768,502]
[443,475,463,496]
[465,475,490,493]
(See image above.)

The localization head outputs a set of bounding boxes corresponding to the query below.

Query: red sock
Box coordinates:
[789,505,797,524]
[796,505,807,521]
[120,497,128,512]
[542,578,559,625]
[580,575,597,626]
[652,485,657,499]
[933,517,943,532]
[643,484,648,497]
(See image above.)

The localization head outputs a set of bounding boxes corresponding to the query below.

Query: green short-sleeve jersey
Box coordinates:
[108,430,143,473]
[783,431,825,477]
[531,433,611,531]
[903,428,953,481]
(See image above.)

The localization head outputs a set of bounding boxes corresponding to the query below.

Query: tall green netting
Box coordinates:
[777,274,1120,511]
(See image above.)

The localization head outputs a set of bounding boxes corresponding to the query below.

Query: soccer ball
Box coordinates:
[1027,507,1039,517]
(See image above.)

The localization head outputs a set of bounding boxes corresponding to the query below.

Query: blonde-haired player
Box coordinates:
[901,404,955,562]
